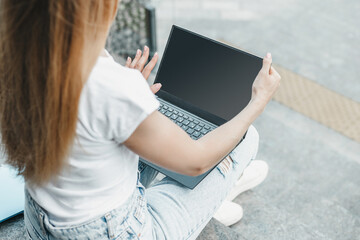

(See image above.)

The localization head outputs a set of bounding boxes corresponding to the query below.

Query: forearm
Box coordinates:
[125,100,265,176]
[193,99,264,173]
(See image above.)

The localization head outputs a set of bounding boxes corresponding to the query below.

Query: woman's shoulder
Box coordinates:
[86,56,147,99]
[77,55,159,142]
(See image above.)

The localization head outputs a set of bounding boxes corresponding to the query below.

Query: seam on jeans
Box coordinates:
[115,226,132,240]
[38,211,48,238]
[130,196,147,239]
[105,212,115,239]
[125,219,141,240]
[26,229,33,240]
[31,225,46,240]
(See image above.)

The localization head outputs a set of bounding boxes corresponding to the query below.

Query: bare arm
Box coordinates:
[124,52,281,176]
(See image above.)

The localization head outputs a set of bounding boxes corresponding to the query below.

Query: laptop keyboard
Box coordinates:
[157,98,216,140]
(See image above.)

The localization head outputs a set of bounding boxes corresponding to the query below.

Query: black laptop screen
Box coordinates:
[154,26,262,122]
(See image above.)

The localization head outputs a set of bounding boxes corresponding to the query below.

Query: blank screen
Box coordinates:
[154,26,262,121]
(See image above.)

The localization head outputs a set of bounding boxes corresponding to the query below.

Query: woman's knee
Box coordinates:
[228,125,259,163]
[218,125,259,177]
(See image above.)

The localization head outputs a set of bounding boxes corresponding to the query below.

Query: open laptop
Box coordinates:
[139,25,262,189]
[0,164,24,222]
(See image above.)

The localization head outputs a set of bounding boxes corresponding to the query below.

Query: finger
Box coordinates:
[130,49,142,68]
[150,83,162,94]
[125,57,131,67]
[262,52,272,73]
[135,46,150,71]
[271,66,281,79]
[142,52,158,80]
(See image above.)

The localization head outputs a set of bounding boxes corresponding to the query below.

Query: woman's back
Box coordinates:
[27,51,159,226]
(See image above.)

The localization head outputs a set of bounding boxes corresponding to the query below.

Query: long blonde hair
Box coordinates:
[0,0,118,185]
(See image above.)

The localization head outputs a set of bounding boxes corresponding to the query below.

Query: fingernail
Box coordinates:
[127,57,131,61]
[266,52,271,58]
[144,46,148,51]
[137,49,141,55]
[156,83,162,88]
[154,52,158,56]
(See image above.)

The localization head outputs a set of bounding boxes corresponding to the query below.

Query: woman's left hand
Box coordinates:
[125,46,161,94]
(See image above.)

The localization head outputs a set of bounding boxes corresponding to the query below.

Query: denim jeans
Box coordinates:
[25,125,259,240]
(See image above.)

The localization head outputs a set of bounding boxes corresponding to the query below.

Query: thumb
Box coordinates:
[262,52,272,73]
[150,83,162,94]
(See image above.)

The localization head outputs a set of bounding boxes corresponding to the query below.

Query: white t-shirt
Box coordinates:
[26,50,159,226]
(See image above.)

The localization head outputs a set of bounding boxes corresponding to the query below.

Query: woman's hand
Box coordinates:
[125,46,161,94]
[251,53,281,108]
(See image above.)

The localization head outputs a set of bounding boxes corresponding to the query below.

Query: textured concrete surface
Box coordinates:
[151,0,360,239]
[234,101,360,239]
[0,214,26,240]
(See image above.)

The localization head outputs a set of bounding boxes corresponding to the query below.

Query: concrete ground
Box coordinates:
[1,1,359,239]
[150,0,360,239]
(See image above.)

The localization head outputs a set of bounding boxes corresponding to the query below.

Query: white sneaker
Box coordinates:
[213,200,243,227]
[226,160,269,201]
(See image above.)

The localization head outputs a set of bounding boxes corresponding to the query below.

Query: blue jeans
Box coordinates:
[25,125,259,240]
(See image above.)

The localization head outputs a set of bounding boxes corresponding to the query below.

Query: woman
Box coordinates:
[0,1,280,239]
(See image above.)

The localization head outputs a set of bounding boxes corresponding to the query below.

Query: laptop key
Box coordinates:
[171,114,177,120]
[183,120,190,126]
[177,117,184,123]
[204,125,210,130]
[193,131,200,138]
[183,115,189,119]
[165,112,172,117]
[163,105,168,110]
[181,125,189,131]
[186,128,194,135]
[189,122,196,128]
[160,109,166,114]
[199,123,205,127]
[201,129,208,134]
[188,117,194,122]
[194,120,200,124]
[176,122,182,127]
[194,125,202,131]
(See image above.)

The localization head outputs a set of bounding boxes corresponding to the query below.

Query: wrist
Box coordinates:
[249,97,267,112]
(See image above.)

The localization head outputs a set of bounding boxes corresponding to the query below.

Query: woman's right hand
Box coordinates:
[251,53,281,108]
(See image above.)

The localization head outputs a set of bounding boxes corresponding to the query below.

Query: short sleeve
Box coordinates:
[79,57,160,143]
[108,70,160,143]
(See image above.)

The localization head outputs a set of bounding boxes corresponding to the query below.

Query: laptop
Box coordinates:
[139,25,262,189]
[0,164,24,222]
